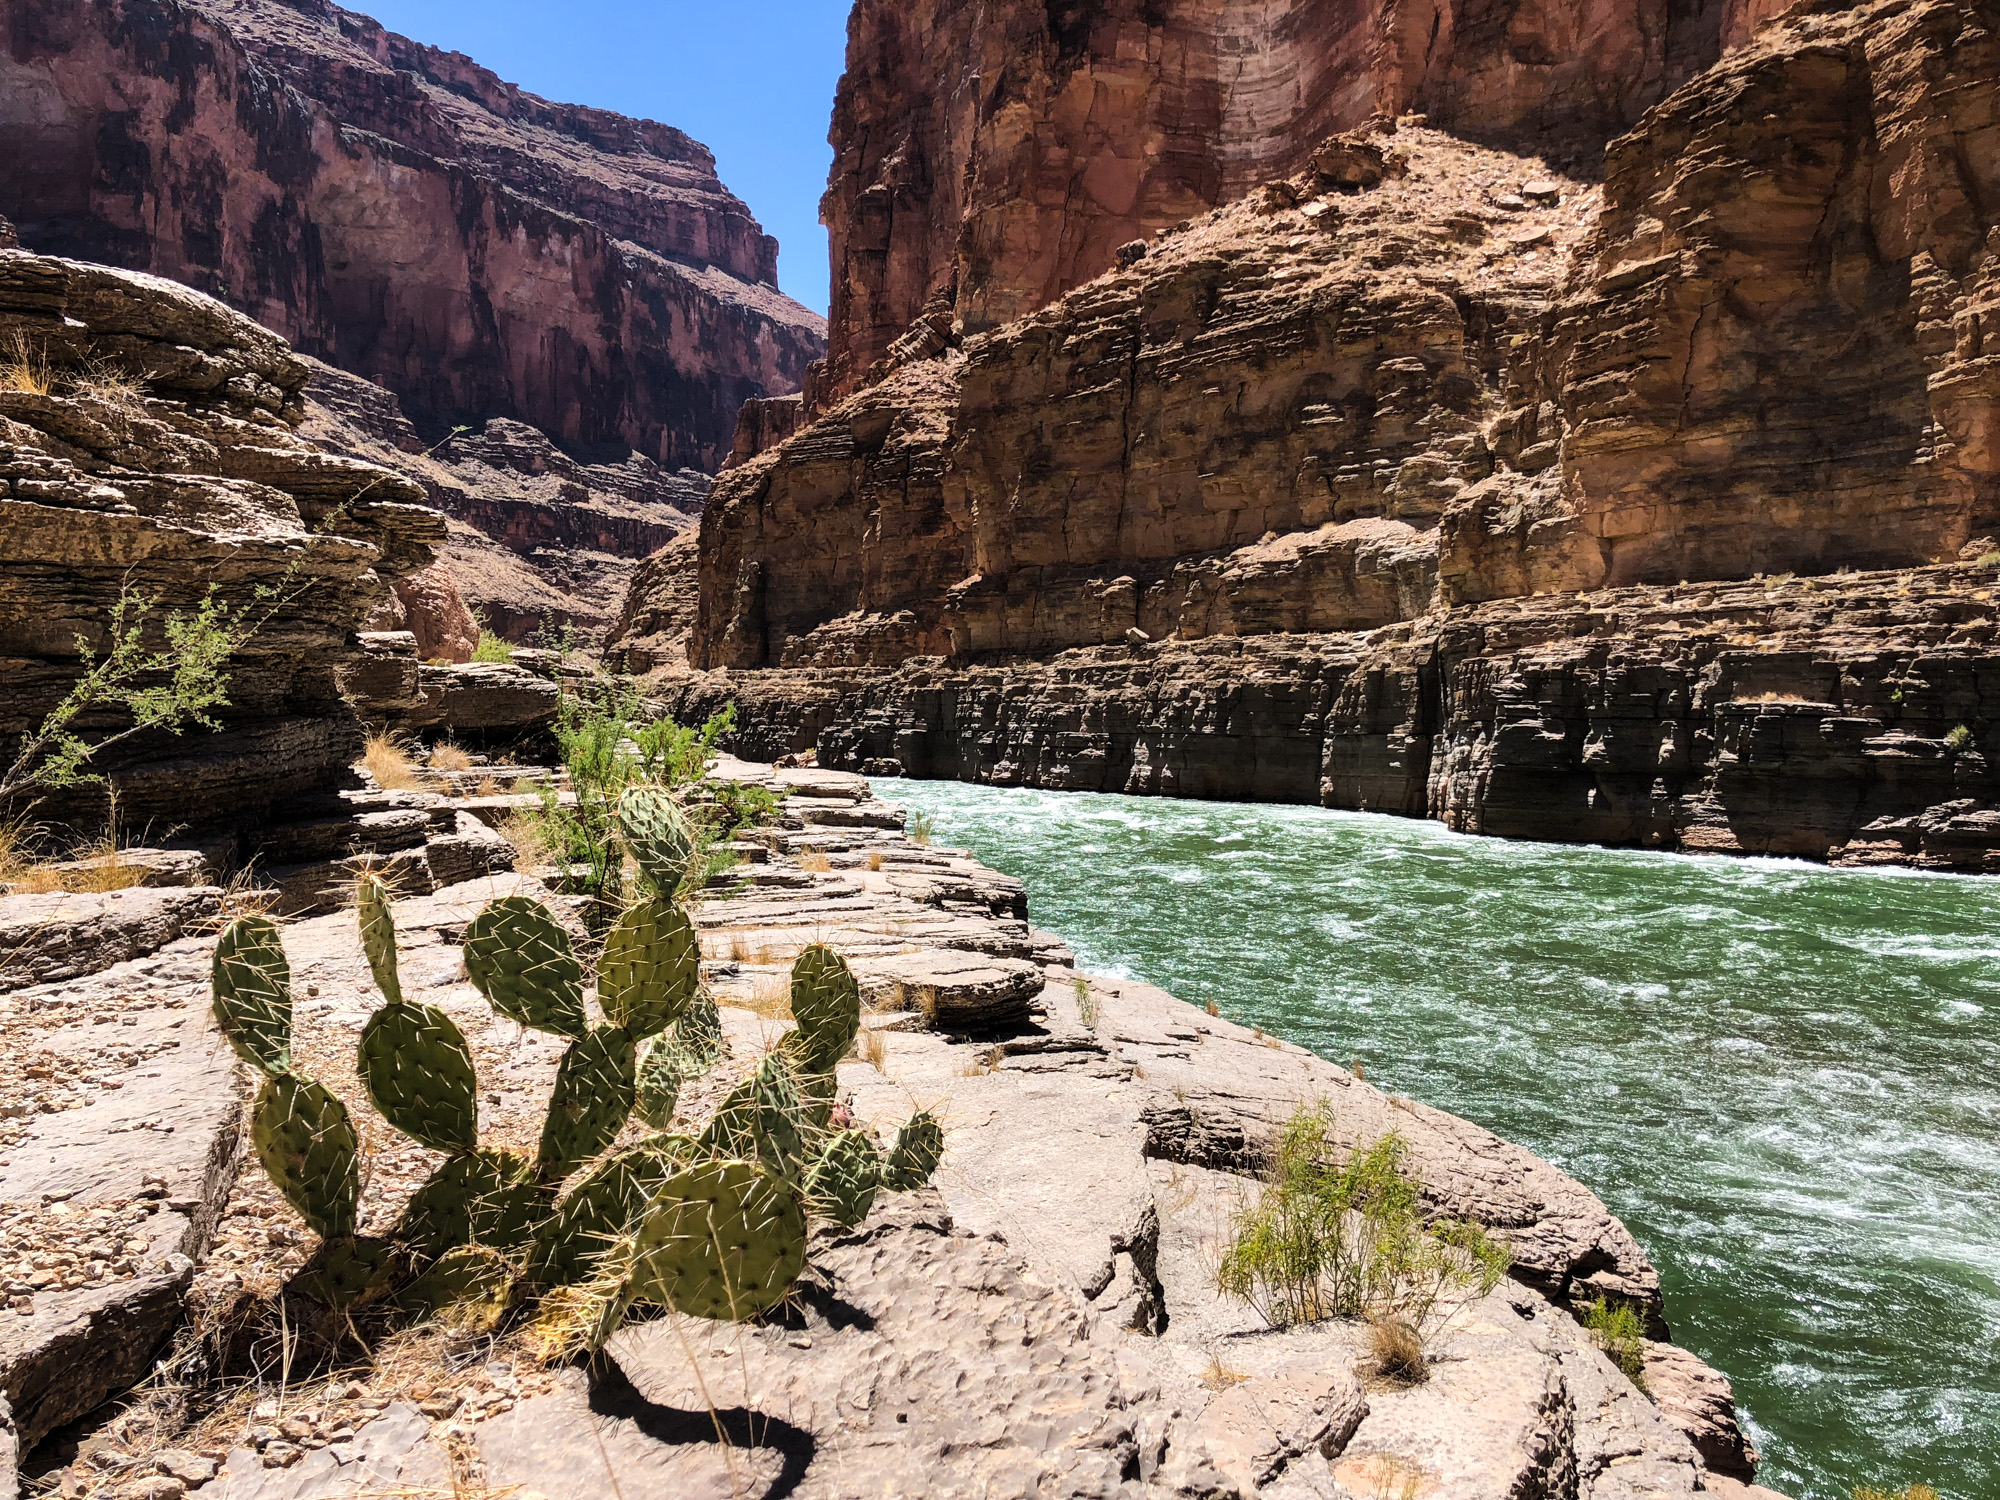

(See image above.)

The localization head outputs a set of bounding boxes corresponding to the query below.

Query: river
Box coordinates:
[873,779,2000,1500]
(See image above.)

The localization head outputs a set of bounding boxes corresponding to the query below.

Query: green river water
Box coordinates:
[873,779,2000,1500]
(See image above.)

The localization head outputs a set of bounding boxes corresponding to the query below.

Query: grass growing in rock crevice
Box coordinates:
[1582,1295,1649,1389]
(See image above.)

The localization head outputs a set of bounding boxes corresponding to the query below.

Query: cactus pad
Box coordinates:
[803,1130,882,1229]
[636,1037,695,1130]
[525,1135,697,1288]
[463,897,587,1038]
[355,872,402,1004]
[598,898,700,1040]
[358,998,479,1153]
[788,944,861,1073]
[211,917,292,1075]
[675,987,724,1069]
[252,1073,360,1240]
[536,1025,638,1182]
[883,1109,946,1192]
[621,1158,807,1323]
[396,1149,548,1258]
[699,1053,806,1180]
[401,1245,517,1329]
[292,1235,398,1310]
[618,786,699,897]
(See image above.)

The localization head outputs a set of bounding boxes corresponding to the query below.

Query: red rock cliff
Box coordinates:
[0,0,826,470]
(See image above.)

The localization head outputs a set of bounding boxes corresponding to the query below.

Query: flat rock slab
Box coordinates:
[851,948,1046,1031]
[0,887,221,990]
[0,938,244,1449]
[194,1403,450,1498]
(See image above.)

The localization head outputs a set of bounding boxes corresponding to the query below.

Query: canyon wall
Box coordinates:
[820,0,1776,404]
[617,0,2000,869]
[0,0,825,469]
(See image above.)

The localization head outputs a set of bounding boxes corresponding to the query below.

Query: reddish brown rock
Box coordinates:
[0,0,824,468]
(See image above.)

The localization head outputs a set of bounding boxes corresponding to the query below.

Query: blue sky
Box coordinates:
[358,1,852,315]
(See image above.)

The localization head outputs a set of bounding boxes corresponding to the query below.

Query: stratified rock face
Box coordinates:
[0,0,825,469]
[820,0,1768,402]
[0,244,441,833]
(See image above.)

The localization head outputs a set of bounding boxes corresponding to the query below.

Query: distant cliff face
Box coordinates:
[0,0,826,470]
[820,0,1766,404]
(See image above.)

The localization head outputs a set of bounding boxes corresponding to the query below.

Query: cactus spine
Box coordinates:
[618,785,699,898]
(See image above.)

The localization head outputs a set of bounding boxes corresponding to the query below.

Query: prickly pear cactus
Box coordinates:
[699,1052,806,1180]
[211,916,292,1075]
[803,1130,882,1229]
[536,1025,639,1182]
[787,944,861,1074]
[617,1157,808,1324]
[636,1037,694,1130]
[355,872,402,1005]
[292,1235,398,1310]
[401,1244,517,1328]
[618,786,698,897]
[598,898,699,1040]
[395,1149,549,1258]
[676,987,724,1069]
[526,1135,696,1288]
[359,996,479,1154]
[252,1073,360,1240]
[463,896,588,1037]
[883,1109,946,1192]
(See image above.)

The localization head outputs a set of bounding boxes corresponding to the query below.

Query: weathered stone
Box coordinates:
[192,1404,449,1499]
[853,949,1047,1033]
[0,888,221,990]
[1643,1340,1761,1479]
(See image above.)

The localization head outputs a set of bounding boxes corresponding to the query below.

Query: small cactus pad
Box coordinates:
[598,898,700,1039]
[636,1037,696,1130]
[525,1135,696,1288]
[883,1109,946,1192]
[699,1052,806,1179]
[292,1235,398,1310]
[803,1130,882,1229]
[621,1158,808,1323]
[396,1149,547,1257]
[676,987,724,1068]
[536,1025,639,1182]
[211,917,292,1075]
[401,1245,517,1329]
[358,998,479,1154]
[463,897,587,1038]
[252,1073,360,1240]
[788,945,861,1073]
[355,872,402,1004]
[618,786,698,897]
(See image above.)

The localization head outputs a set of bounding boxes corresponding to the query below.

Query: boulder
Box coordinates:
[0,888,221,990]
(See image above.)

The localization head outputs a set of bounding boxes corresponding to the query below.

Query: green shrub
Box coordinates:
[1946,724,1975,752]
[1216,1105,1510,1344]
[908,809,936,847]
[1582,1295,1649,1388]
[472,629,514,665]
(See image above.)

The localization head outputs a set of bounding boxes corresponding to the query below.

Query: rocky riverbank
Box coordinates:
[1,760,1778,1500]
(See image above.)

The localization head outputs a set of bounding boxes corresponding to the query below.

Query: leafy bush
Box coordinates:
[1946,724,1975,752]
[1216,1105,1509,1358]
[472,630,515,665]
[1582,1295,1649,1388]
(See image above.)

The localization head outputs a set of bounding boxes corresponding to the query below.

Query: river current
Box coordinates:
[872,779,2000,1500]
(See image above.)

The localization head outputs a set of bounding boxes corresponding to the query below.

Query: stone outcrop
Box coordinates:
[615,0,2000,872]
[0,0,824,470]
[818,0,1792,403]
[0,243,444,834]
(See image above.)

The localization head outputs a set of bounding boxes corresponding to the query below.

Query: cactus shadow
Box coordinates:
[586,1358,818,1498]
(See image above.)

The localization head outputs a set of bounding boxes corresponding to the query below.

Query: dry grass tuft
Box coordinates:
[796,847,832,874]
[364,732,422,791]
[866,850,885,872]
[497,809,556,873]
[0,810,153,894]
[852,1028,888,1072]
[1370,1316,1428,1385]
[1199,1353,1249,1391]
[1204,998,1220,1017]
[745,970,796,1020]
[1,331,54,394]
[428,741,476,773]
[958,1045,1004,1078]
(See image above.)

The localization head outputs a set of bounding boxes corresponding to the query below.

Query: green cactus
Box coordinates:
[395,1149,548,1258]
[211,916,292,1075]
[787,944,861,1074]
[526,1135,697,1288]
[883,1109,946,1192]
[292,1235,398,1310]
[252,1073,360,1240]
[598,897,699,1040]
[358,997,479,1154]
[636,1036,696,1129]
[355,872,402,1004]
[803,1130,882,1229]
[676,986,724,1069]
[618,785,699,897]
[617,1157,808,1323]
[699,1052,807,1180]
[536,1025,639,1182]
[463,896,588,1037]
[401,1244,518,1328]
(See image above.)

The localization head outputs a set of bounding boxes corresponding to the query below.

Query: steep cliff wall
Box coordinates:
[0,0,825,470]
[820,0,1784,403]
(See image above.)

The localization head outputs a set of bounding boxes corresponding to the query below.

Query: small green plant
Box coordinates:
[472,629,515,665]
[1075,976,1097,1030]
[908,809,936,847]
[1946,724,1975,752]
[1582,1295,1649,1389]
[1216,1105,1509,1368]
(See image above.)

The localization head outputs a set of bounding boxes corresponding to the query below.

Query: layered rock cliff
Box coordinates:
[617,0,2000,872]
